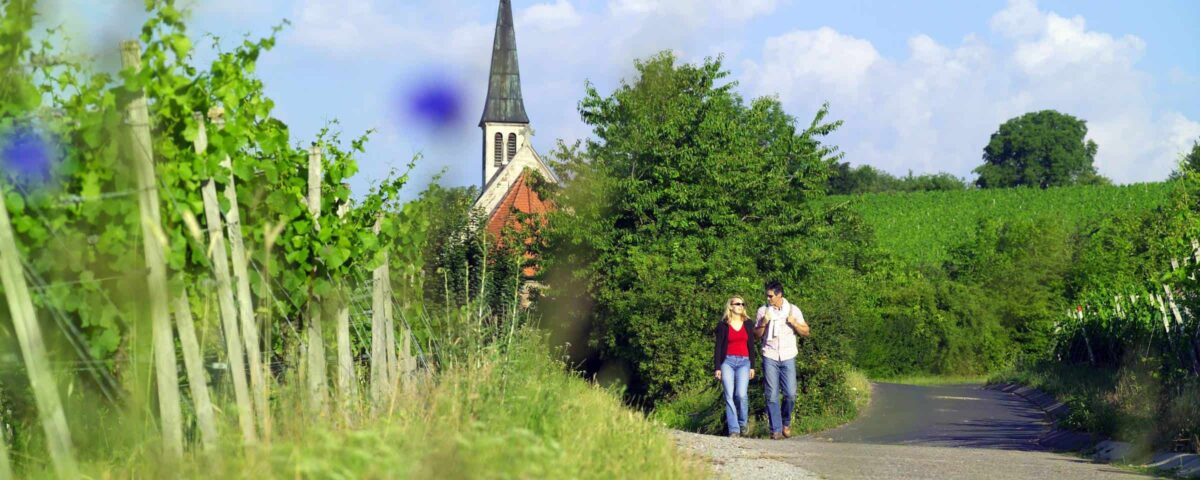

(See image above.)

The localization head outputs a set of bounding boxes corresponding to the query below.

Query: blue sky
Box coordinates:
[49,0,1200,198]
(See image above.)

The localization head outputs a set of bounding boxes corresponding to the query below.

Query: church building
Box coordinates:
[471,0,558,276]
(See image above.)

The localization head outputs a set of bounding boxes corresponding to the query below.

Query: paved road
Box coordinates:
[674,382,1155,479]
[811,382,1048,449]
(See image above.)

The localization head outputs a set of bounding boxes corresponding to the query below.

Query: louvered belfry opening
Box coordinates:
[494,132,503,166]
[507,133,517,162]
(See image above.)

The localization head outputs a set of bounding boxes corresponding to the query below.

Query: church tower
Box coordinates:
[473,0,557,225]
[480,0,531,188]
[472,0,558,285]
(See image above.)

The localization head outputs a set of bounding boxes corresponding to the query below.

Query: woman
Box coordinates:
[713,296,756,437]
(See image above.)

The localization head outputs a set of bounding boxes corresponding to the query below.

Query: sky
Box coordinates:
[45,0,1200,198]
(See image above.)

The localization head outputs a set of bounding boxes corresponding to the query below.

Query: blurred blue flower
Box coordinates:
[1,126,55,184]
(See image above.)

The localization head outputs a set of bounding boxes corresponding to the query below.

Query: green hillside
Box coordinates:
[826,182,1175,265]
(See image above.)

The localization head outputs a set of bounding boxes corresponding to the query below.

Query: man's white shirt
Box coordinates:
[756,299,806,361]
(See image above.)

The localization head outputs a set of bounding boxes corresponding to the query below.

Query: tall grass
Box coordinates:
[7,300,709,478]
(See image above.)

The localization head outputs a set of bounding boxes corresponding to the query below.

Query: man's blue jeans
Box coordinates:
[762,357,797,434]
[720,355,751,435]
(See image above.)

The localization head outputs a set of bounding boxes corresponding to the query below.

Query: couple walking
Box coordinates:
[712,280,810,439]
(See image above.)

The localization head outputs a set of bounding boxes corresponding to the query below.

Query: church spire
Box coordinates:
[480,0,530,126]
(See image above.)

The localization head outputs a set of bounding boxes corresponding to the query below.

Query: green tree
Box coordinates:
[541,52,846,402]
[1168,139,1200,180]
[974,110,1109,189]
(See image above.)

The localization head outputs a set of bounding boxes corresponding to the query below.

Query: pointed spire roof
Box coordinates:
[480,0,530,126]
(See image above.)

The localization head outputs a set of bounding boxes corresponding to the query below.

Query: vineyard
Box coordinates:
[0,2,704,478]
[826,182,1174,265]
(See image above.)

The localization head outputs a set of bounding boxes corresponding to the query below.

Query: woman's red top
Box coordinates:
[725,323,749,357]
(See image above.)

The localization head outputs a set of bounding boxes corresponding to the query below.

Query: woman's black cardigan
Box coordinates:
[713,319,758,372]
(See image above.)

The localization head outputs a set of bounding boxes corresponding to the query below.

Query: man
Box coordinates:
[754,280,810,440]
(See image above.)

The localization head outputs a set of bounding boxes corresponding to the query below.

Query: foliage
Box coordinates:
[541,52,848,403]
[1169,139,1200,181]
[416,181,526,318]
[827,162,967,194]
[974,110,1109,189]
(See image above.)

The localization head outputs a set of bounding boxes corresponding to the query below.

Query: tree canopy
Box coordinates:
[540,52,852,401]
[973,110,1109,189]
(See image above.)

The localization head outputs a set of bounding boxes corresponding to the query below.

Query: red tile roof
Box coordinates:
[485,169,554,277]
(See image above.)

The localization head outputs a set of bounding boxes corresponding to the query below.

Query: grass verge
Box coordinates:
[990,360,1199,455]
[19,330,709,479]
[875,374,990,386]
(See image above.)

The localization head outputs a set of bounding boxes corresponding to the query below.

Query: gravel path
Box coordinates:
[672,382,1157,479]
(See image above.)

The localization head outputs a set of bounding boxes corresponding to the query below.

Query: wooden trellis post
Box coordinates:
[0,423,11,480]
[0,189,78,478]
[335,290,355,417]
[197,112,270,435]
[201,182,258,443]
[370,218,390,409]
[306,145,329,414]
[119,40,183,460]
[173,288,218,451]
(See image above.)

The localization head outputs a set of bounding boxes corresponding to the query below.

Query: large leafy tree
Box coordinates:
[540,53,848,401]
[1169,139,1200,180]
[974,110,1108,189]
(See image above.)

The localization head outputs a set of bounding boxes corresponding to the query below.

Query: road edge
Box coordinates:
[988,382,1200,478]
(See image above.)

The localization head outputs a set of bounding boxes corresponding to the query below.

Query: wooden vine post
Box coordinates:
[0,190,79,477]
[119,40,183,460]
[0,422,11,480]
[306,145,329,414]
[201,178,258,443]
[177,116,220,451]
[204,111,270,436]
[370,218,391,408]
[335,201,355,418]
[173,289,219,451]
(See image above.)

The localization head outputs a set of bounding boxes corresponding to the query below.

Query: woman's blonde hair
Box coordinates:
[722,296,749,323]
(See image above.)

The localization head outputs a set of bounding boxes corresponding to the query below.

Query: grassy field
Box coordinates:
[824,182,1174,265]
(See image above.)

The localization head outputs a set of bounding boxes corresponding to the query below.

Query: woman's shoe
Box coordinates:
[770,432,783,440]
[729,432,741,438]
[782,426,792,438]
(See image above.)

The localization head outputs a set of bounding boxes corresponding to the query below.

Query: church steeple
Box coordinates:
[480,0,529,126]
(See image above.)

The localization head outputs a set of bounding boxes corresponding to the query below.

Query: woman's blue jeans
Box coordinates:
[763,357,796,434]
[720,355,751,435]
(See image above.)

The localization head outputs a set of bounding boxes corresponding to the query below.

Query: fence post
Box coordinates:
[201,181,258,443]
[306,145,329,414]
[370,216,390,409]
[335,289,355,418]
[0,421,11,480]
[173,288,219,451]
[0,189,78,478]
[119,40,183,460]
[202,111,270,436]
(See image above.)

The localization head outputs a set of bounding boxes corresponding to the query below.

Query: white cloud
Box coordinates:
[746,28,880,103]
[610,0,781,24]
[291,0,403,56]
[520,0,583,31]
[740,0,1197,183]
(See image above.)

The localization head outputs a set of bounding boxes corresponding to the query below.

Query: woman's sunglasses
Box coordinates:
[731,302,744,306]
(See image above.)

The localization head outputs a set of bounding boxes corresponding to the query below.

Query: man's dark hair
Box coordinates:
[765,280,784,297]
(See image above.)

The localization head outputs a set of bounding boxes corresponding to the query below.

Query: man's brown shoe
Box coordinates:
[771,432,783,440]
[782,426,792,438]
